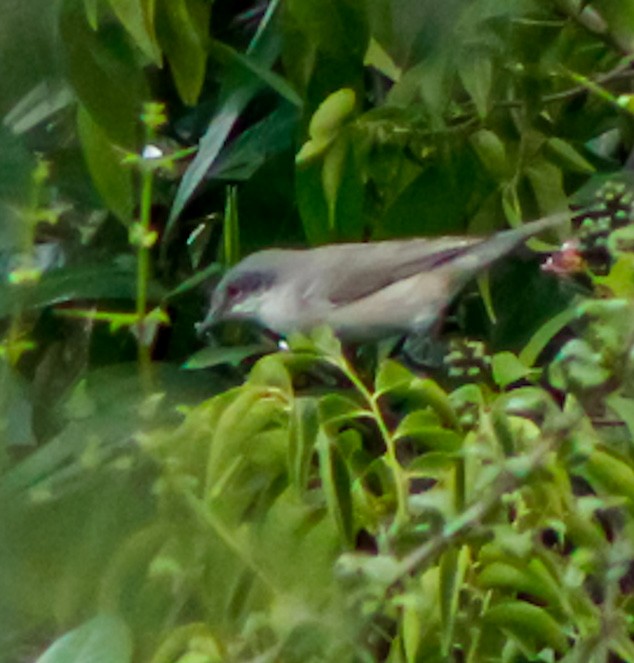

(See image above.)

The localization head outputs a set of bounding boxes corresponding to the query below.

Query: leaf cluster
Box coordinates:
[3,1,634,662]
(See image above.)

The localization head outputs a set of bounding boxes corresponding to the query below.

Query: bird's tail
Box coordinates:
[448,211,569,284]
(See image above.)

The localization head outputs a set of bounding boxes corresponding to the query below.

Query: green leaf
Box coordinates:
[519,306,578,368]
[545,137,595,174]
[35,614,132,663]
[206,385,288,495]
[478,560,561,608]
[309,88,356,141]
[297,88,356,165]
[77,104,134,223]
[0,264,165,318]
[583,449,634,503]
[248,353,294,394]
[548,339,611,392]
[209,104,298,181]
[525,158,568,217]
[410,378,460,429]
[322,137,349,230]
[459,51,492,119]
[4,82,74,136]
[60,0,148,146]
[282,0,368,95]
[211,39,302,109]
[363,37,401,82]
[183,344,273,369]
[222,185,240,266]
[314,134,364,238]
[288,397,320,493]
[83,0,99,29]
[107,0,161,64]
[295,158,330,244]
[374,360,414,398]
[394,412,463,453]
[165,0,281,241]
[155,0,210,105]
[319,393,368,428]
[484,601,567,654]
[440,546,470,655]
[491,352,533,389]
[310,325,344,358]
[317,429,354,546]
[469,129,507,180]
[606,394,634,444]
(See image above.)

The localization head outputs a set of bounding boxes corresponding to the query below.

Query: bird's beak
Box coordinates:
[196,298,223,337]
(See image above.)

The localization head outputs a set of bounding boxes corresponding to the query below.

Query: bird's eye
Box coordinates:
[225,271,273,302]
[226,283,242,300]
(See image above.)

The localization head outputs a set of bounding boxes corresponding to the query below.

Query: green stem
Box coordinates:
[331,356,409,531]
[136,164,154,381]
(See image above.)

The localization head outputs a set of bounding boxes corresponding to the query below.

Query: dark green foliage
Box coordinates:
[3,0,634,661]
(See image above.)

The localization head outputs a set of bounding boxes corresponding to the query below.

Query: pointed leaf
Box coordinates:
[35,614,132,663]
[318,429,354,546]
[77,104,134,223]
[155,0,210,105]
[107,0,160,63]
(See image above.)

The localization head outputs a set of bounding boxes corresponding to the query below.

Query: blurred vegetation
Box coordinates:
[3,0,634,661]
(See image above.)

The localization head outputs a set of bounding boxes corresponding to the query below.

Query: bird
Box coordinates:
[199,214,569,342]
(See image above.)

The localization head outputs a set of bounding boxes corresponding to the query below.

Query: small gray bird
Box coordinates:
[200,214,568,341]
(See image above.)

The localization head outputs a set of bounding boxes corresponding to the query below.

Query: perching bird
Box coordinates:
[199,214,569,342]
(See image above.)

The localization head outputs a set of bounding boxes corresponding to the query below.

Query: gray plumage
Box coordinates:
[200,214,568,341]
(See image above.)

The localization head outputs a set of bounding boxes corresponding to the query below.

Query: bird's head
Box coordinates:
[197,252,283,335]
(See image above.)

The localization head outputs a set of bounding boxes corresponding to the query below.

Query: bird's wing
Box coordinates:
[317,213,567,306]
[320,237,481,305]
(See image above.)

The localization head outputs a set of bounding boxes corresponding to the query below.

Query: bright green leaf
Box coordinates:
[107,0,161,63]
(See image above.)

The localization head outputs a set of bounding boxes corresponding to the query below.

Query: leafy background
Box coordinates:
[3,0,634,661]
